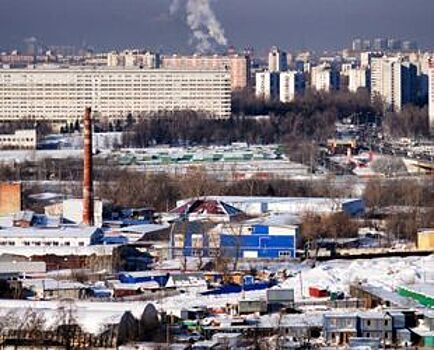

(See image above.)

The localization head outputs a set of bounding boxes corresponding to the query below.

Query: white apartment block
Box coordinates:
[429,60,434,132]
[279,71,305,102]
[311,64,339,92]
[0,67,231,122]
[107,50,160,68]
[0,129,37,149]
[371,56,417,111]
[268,47,288,73]
[255,71,279,100]
[348,67,370,92]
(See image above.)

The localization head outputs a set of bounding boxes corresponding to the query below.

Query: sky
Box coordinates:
[0,0,433,54]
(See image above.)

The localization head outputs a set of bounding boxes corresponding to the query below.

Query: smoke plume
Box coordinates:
[170,0,228,53]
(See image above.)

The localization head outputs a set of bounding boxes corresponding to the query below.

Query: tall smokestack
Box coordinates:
[82,107,94,226]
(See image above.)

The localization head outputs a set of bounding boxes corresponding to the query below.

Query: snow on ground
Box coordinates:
[282,255,434,299]
[155,255,434,316]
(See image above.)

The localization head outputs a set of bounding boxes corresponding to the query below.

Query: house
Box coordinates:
[323,313,358,345]
[358,311,393,345]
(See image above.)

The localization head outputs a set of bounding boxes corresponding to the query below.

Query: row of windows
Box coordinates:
[0,240,85,247]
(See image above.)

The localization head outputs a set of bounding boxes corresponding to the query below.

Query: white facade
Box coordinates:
[370,56,416,111]
[348,68,369,93]
[0,227,102,248]
[268,47,288,73]
[255,71,279,100]
[0,67,231,121]
[0,129,37,149]
[279,71,304,102]
[107,50,160,68]
[62,199,103,227]
[311,65,339,92]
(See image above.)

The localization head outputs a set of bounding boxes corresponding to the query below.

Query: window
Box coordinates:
[366,332,370,338]
[279,251,291,257]
[64,242,70,246]
[367,320,371,326]
[78,242,84,247]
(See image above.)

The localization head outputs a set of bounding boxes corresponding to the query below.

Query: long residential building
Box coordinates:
[161,54,250,91]
[0,67,231,122]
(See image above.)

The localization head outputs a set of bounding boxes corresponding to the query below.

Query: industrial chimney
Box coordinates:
[82,107,94,226]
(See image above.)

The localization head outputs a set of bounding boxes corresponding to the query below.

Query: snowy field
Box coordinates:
[156,255,434,316]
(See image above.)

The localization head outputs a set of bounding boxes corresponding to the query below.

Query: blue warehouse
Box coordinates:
[171,222,297,259]
[220,224,297,259]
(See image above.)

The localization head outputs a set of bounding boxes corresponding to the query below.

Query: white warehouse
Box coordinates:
[0,67,231,122]
[0,226,103,248]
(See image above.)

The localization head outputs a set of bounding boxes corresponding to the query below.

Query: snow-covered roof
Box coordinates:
[120,223,170,235]
[0,244,116,257]
[22,278,85,291]
[0,226,100,239]
[0,261,46,274]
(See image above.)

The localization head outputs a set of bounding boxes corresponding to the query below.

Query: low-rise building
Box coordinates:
[323,313,358,345]
[0,226,103,248]
[0,129,37,149]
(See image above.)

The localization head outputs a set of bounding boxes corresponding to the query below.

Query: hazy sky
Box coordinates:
[0,0,433,53]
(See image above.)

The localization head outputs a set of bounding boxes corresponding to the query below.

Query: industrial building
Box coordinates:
[220,224,297,259]
[170,221,297,259]
[176,196,365,217]
[0,67,231,122]
[0,226,103,248]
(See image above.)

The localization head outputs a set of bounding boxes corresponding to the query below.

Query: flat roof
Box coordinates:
[0,226,99,239]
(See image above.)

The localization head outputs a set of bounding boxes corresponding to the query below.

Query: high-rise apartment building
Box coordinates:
[268,47,288,73]
[107,50,160,68]
[161,54,251,91]
[370,56,417,111]
[311,64,340,92]
[279,71,305,102]
[255,71,280,100]
[0,67,231,121]
[373,38,388,51]
[352,39,363,52]
[348,67,370,93]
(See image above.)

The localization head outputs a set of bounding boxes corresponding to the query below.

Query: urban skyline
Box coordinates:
[1,0,434,53]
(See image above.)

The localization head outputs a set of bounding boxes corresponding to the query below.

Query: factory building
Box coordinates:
[0,67,231,122]
[171,222,297,259]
